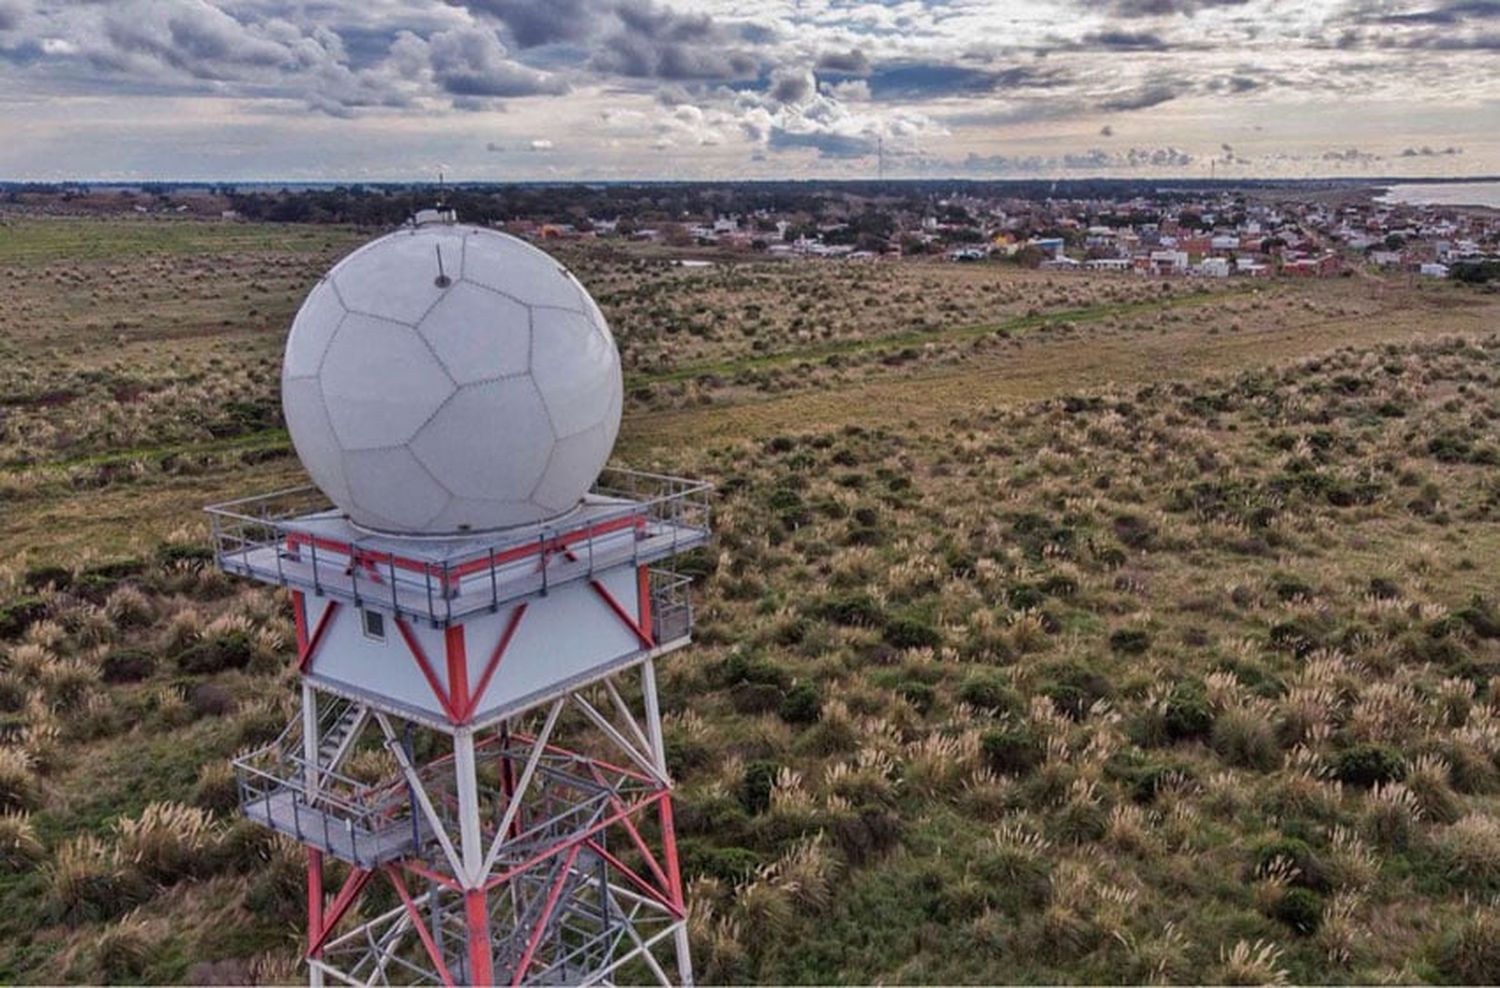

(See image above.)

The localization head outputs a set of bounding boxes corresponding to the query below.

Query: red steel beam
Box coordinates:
[584,762,674,905]
[657,793,687,913]
[636,565,652,637]
[466,888,494,986]
[308,866,375,955]
[482,790,665,892]
[445,626,470,723]
[590,579,655,649]
[394,616,460,722]
[293,590,310,653]
[306,848,324,960]
[385,866,457,987]
[297,600,341,674]
[399,857,464,892]
[583,838,681,917]
[464,604,527,722]
[510,844,582,987]
[285,512,645,587]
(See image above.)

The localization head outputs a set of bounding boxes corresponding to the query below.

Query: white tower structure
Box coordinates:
[209,215,710,986]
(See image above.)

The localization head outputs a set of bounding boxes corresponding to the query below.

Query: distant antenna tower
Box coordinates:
[877,137,884,181]
[209,220,710,986]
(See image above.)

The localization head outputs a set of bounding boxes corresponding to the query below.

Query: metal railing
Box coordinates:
[205,468,711,627]
[649,570,693,644]
[233,710,421,869]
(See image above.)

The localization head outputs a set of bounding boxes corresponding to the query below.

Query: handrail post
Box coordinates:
[424,567,435,626]
[489,549,499,612]
[309,540,322,596]
[444,562,453,625]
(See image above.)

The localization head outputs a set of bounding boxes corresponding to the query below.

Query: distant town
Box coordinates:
[4,178,1498,282]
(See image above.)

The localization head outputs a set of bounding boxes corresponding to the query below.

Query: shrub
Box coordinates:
[233,699,285,747]
[1271,887,1323,935]
[176,633,253,674]
[193,761,241,815]
[682,841,761,883]
[0,809,43,869]
[959,676,1021,715]
[1041,661,1114,720]
[1215,939,1289,986]
[43,834,147,925]
[188,683,236,718]
[1109,628,1151,655]
[0,747,39,811]
[155,543,214,569]
[981,724,1045,775]
[828,807,903,865]
[93,912,154,982]
[898,680,936,714]
[1211,707,1280,771]
[104,586,155,629]
[1253,837,1329,892]
[1163,681,1214,741]
[1432,909,1500,983]
[777,682,822,725]
[883,616,942,650]
[243,840,308,924]
[1438,815,1500,887]
[0,597,47,640]
[717,650,790,691]
[115,801,221,885]
[740,760,781,815]
[23,565,72,591]
[812,593,887,628]
[100,647,155,683]
[1331,743,1406,788]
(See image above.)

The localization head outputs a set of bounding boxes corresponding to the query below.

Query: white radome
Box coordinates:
[281,222,623,534]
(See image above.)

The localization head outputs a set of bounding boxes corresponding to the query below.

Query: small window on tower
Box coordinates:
[362,609,385,642]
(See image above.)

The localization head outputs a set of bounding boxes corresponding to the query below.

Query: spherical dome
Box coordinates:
[281,222,622,534]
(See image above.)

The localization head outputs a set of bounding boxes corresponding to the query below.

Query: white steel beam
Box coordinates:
[372,713,466,881]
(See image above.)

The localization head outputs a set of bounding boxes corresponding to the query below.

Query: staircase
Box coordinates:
[316,700,369,773]
[233,696,418,869]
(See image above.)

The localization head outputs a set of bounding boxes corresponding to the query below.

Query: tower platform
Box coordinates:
[207,468,710,629]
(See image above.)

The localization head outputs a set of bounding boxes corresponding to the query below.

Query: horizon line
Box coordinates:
[3,174,1500,188]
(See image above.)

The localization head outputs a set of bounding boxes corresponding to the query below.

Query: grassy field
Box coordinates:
[3,217,1500,983]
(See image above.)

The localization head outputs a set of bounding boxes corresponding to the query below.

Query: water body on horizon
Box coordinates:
[1378,181,1500,208]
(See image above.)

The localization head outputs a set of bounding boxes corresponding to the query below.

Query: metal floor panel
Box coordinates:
[243,790,416,868]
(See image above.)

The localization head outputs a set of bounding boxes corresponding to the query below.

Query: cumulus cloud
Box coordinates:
[0,0,1491,176]
[1322,147,1381,163]
[768,65,814,104]
[1402,144,1464,156]
[459,0,761,82]
[957,145,1195,174]
[1099,81,1185,111]
[815,48,869,74]
[426,26,566,97]
[1098,0,1250,16]
[0,0,26,32]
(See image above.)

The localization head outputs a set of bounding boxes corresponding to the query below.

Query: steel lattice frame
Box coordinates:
[245,559,694,988]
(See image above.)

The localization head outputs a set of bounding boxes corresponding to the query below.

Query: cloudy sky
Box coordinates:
[0,0,1496,181]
